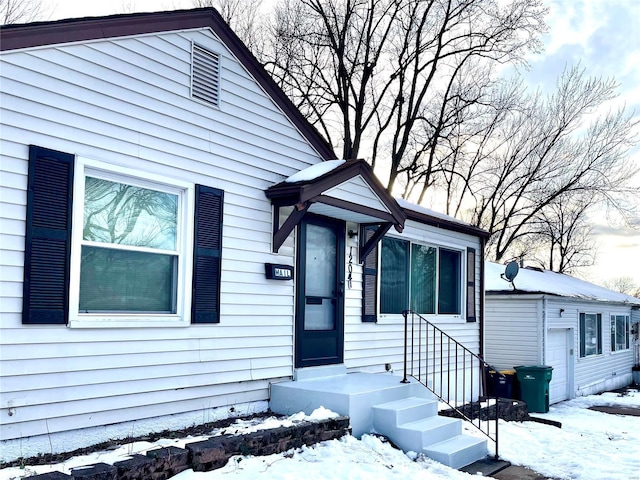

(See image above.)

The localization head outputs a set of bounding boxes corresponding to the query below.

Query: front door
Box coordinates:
[295,216,345,368]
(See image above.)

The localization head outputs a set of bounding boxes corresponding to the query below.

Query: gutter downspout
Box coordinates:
[542,295,548,364]
[480,236,486,358]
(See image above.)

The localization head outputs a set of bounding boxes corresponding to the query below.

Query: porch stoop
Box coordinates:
[269,368,487,469]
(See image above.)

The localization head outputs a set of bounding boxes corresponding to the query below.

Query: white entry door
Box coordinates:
[547,329,571,404]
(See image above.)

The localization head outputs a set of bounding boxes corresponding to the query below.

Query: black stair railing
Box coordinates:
[402,310,499,458]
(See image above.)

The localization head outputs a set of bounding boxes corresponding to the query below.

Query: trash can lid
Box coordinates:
[514,365,553,370]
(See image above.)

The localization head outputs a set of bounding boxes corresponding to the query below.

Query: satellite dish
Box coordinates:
[504,261,519,282]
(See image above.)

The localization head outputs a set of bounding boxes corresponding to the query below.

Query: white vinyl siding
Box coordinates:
[484,296,541,371]
[0,29,319,442]
[344,220,482,375]
[571,302,634,396]
[323,176,390,213]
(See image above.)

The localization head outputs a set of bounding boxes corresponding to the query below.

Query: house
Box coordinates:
[484,262,640,405]
[0,9,490,467]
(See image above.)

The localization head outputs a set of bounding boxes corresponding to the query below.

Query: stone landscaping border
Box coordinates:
[439,397,530,422]
[28,416,351,480]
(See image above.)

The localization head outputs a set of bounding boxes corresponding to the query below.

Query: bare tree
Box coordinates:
[265,0,546,189]
[604,276,640,298]
[267,0,406,161]
[1,0,47,24]
[530,196,595,273]
[376,0,547,192]
[471,66,639,263]
[192,0,265,55]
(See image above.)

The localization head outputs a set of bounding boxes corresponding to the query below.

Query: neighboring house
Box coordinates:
[0,9,489,466]
[484,262,640,405]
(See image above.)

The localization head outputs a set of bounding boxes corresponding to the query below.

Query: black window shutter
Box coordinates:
[466,248,476,322]
[23,146,75,324]
[361,225,378,323]
[192,185,224,324]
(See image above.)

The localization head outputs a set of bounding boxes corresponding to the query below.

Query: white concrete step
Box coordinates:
[371,394,487,469]
[399,416,461,449]
[270,372,488,469]
[424,434,488,470]
[372,396,438,429]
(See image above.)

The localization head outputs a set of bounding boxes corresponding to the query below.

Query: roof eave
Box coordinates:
[403,209,490,239]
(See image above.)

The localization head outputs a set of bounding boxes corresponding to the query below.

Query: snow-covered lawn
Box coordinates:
[497,389,640,480]
[2,389,638,480]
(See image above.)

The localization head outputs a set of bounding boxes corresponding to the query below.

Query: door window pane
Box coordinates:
[304,223,337,330]
[304,299,336,330]
[304,224,336,297]
[381,237,408,314]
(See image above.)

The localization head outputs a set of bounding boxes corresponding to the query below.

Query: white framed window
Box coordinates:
[610,315,630,352]
[69,157,194,328]
[379,237,462,316]
[579,312,602,357]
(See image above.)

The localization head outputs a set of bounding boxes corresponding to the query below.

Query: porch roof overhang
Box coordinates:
[265,159,406,261]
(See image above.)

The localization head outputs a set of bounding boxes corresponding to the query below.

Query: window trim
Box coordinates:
[68,157,195,328]
[579,312,602,358]
[378,236,464,318]
[610,314,630,353]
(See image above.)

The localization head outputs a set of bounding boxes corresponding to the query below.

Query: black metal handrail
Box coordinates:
[402,310,499,458]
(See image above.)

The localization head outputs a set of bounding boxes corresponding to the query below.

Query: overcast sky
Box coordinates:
[41,0,640,288]
[524,0,640,287]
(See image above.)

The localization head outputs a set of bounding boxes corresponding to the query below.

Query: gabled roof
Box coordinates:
[0,8,336,161]
[266,159,406,262]
[266,159,405,227]
[485,261,640,306]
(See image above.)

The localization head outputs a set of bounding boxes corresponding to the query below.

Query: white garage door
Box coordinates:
[547,329,569,404]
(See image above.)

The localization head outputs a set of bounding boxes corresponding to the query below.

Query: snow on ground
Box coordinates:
[2,390,639,480]
[498,389,640,480]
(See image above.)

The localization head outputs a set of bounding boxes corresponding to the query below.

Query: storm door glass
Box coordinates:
[304,224,337,330]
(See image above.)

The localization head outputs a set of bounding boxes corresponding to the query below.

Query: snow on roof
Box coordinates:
[284,160,346,183]
[485,261,640,305]
[394,197,473,227]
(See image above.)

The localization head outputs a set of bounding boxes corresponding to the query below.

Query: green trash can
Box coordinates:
[514,365,553,413]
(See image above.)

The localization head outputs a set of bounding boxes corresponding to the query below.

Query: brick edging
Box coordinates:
[29,416,351,479]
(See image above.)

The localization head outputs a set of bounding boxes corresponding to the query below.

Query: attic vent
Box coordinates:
[192,44,220,107]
